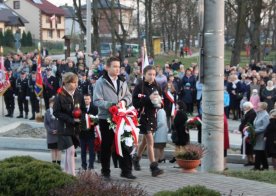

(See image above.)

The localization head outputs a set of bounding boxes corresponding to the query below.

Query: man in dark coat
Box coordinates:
[15,70,29,118]
[43,67,59,109]
[27,71,40,120]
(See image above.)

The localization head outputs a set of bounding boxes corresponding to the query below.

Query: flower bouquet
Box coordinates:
[108,105,140,157]
[186,116,202,130]
[242,123,256,159]
[85,114,99,129]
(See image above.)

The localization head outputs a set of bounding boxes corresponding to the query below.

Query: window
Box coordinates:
[57,30,60,38]
[13,1,20,9]
[48,30,52,38]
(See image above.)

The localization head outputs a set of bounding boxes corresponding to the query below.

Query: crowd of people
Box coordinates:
[1,48,276,178]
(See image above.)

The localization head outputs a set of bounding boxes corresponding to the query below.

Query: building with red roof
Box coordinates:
[6,0,65,41]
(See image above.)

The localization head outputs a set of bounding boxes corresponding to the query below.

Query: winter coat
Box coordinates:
[261,88,276,112]
[182,87,193,104]
[264,118,276,157]
[44,109,59,144]
[250,95,260,111]
[224,114,230,150]
[253,110,270,151]
[239,109,256,134]
[154,109,168,143]
[53,88,86,136]
[227,80,244,109]
[132,80,162,133]
[173,110,189,146]
[93,72,132,119]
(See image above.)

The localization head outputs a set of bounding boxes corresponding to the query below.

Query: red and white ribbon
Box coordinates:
[85,114,91,129]
[114,106,139,157]
[94,125,102,144]
[165,91,176,117]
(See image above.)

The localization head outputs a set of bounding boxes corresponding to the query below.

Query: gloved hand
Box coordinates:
[244,131,249,137]
[37,97,40,101]
[26,96,30,101]
[14,95,18,99]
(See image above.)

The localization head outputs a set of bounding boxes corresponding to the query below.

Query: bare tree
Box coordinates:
[227,0,251,66]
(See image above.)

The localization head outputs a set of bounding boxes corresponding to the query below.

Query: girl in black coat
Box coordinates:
[169,101,189,163]
[53,72,86,176]
[264,109,276,170]
[132,65,164,177]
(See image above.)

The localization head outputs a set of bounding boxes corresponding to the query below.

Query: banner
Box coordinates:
[0,56,10,95]
[35,54,43,96]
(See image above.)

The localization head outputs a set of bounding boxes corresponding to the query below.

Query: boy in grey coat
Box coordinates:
[93,57,134,179]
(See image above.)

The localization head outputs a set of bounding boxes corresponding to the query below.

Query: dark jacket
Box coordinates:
[43,76,59,98]
[4,75,16,96]
[132,80,162,133]
[264,118,276,157]
[78,79,89,95]
[239,109,256,134]
[173,110,189,146]
[53,88,86,136]
[79,104,98,139]
[15,77,28,98]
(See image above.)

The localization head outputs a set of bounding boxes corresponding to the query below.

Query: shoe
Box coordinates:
[29,116,35,120]
[16,114,23,118]
[150,162,164,177]
[120,173,137,179]
[132,154,141,171]
[244,162,254,166]
[5,113,10,117]
[169,157,176,163]
[25,114,28,119]
[158,159,166,163]
[101,174,111,180]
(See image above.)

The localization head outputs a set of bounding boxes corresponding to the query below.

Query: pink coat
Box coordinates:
[250,95,260,111]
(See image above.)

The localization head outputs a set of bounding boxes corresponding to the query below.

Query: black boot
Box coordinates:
[29,113,35,120]
[9,109,14,118]
[16,112,23,118]
[150,162,164,177]
[25,113,28,119]
[5,110,10,117]
[169,157,176,163]
[132,154,141,171]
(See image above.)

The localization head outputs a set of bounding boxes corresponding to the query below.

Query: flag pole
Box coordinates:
[1,46,4,116]
[37,42,43,121]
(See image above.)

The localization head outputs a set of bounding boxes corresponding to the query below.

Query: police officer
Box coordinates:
[15,70,29,118]
[43,67,59,110]
[78,72,89,95]
[27,71,40,120]
[4,67,16,117]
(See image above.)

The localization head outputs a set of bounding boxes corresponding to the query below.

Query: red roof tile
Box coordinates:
[26,0,64,16]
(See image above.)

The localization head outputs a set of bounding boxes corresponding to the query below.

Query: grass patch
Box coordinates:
[154,185,220,196]
[220,170,276,185]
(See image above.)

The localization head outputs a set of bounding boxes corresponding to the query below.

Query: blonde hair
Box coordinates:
[259,102,268,110]
[62,72,78,85]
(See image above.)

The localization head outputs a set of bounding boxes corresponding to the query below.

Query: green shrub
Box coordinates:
[221,170,276,185]
[0,156,76,196]
[154,185,220,196]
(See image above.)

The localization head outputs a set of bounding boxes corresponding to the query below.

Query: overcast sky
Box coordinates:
[48,0,86,7]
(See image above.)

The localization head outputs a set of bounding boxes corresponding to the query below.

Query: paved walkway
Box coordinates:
[0,149,276,196]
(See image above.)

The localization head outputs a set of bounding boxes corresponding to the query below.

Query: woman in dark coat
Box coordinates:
[239,102,256,166]
[53,72,86,176]
[261,80,276,112]
[132,65,164,177]
[264,109,276,170]
[227,74,244,120]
